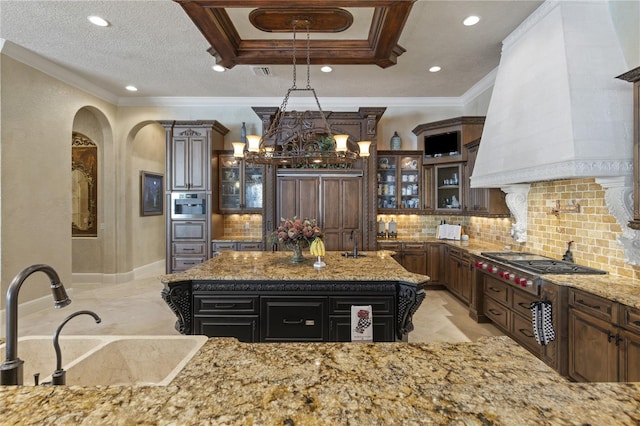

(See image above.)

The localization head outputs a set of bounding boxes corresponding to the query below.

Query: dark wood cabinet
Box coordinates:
[277,172,362,252]
[426,243,444,285]
[463,140,509,216]
[218,153,264,213]
[376,151,422,212]
[193,295,259,342]
[261,297,328,342]
[568,288,640,382]
[328,295,395,342]
[445,246,471,304]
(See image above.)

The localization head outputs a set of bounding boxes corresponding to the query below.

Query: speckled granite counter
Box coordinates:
[2,336,639,425]
[161,250,428,285]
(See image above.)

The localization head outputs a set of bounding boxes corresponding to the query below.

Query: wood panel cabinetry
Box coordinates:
[568,288,640,382]
[277,172,362,252]
[376,241,442,286]
[445,246,471,304]
[463,140,509,216]
[211,240,264,253]
[376,151,422,212]
[217,153,264,213]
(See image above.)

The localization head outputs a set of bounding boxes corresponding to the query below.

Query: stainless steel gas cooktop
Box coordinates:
[480,252,607,275]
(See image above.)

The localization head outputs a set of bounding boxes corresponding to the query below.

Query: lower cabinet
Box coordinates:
[211,240,264,253]
[377,241,442,286]
[445,246,471,304]
[193,292,397,342]
[568,288,640,382]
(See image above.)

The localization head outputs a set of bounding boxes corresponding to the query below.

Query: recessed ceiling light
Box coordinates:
[463,16,480,26]
[212,65,226,73]
[429,66,441,73]
[88,15,110,27]
[125,85,138,92]
[320,66,333,73]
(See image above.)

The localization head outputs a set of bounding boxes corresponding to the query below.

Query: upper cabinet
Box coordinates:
[160,121,229,192]
[412,116,508,217]
[617,67,640,230]
[377,151,422,212]
[218,153,264,213]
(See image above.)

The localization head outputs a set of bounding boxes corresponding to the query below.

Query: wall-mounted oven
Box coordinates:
[170,192,207,220]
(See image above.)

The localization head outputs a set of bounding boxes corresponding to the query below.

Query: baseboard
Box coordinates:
[71,260,164,286]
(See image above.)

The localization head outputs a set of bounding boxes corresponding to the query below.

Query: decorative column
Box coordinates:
[501,184,531,243]
[595,176,640,265]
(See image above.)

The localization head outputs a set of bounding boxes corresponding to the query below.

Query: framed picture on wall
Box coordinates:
[140,171,164,216]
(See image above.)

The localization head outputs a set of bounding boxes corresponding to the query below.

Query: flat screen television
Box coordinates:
[424,131,460,158]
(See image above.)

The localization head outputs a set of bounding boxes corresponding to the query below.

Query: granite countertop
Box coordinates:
[161,250,429,286]
[2,336,639,425]
[212,237,262,242]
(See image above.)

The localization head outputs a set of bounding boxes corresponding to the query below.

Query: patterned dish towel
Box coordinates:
[530,300,555,346]
[351,305,373,342]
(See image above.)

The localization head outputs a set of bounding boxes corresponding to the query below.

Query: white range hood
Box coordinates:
[471,0,633,190]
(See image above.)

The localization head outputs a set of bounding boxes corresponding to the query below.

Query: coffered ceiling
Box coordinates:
[0,1,543,101]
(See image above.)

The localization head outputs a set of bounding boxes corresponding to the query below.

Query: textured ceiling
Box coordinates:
[0,1,543,101]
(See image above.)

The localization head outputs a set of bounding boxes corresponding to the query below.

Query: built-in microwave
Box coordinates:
[171,192,207,219]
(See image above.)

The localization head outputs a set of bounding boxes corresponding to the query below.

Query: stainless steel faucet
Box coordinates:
[350,229,358,257]
[50,310,101,385]
[1,264,71,385]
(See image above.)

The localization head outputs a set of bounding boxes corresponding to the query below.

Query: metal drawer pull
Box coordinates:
[282,319,304,325]
[607,330,614,343]
[488,308,502,316]
[634,320,640,326]
[615,334,623,346]
[183,248,195,251]
[576,299,600,310]
[488,287,502,293]
[518,328,535,338]
[517,302,530,309]
[214,304,235,309]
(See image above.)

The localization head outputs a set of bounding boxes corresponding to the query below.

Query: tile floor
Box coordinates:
[14,271,503,343]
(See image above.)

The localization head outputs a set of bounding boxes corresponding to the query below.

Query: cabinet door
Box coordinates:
[435,164,462,211]
[398,154,421,211]
[171,137,190,190]
[329,316,395,342]
[243,163,264,210]
[568,308,618,382]
[422,165,435,211]
[277,177,320,224]
[219,155,241,210]
[425,243,443,284]
[377,154,398,210]
[321,177,362,251]
[619,328,640,382]
[458,255,471,304]
[188,136,209,191]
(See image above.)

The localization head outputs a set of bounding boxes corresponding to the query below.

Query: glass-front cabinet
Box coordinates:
[377,151,422,212]
[435,163,462,212]
[219,154,263,212]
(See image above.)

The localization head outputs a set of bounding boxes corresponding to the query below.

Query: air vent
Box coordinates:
[252,66,273,77]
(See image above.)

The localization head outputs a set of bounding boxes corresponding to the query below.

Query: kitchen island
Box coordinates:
[2,336,639,425]
[161,251,428,342]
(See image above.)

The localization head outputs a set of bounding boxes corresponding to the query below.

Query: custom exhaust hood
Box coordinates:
[471,0,632,189]
[469,0,635,247]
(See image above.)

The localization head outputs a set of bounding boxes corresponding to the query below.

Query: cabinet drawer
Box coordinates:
[484,276,510,305]
[172,256,206,271]
[261,297,327,342]
[329,296,394,315]
[621,304,640,334]
[238,242,263,251]
[173,242,206,256]
[211,242,236,251]
[511,311,539,353]
[194,295,259,315]
[512,289,537,318]
[484,297,510,330]
[402,242,426,251]
[378,242,401,251]
[193,316,259,342]
[569,289,616,322]
[172,221,206,241]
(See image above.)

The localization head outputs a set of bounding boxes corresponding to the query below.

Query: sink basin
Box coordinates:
[0,336,104,385]
[0,335,207,386]
[63,335,207,386]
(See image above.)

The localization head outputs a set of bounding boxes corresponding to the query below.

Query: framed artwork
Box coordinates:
[72,132,98,237]
[140,171,164,216]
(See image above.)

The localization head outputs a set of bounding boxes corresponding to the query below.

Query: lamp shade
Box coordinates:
[334,134,349,153]
[357,141,371,157]
[246,135,261,153]
[232,142,245,158]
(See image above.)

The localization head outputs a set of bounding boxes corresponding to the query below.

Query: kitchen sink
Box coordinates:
[0,335,207,386]
[63,335,207,386]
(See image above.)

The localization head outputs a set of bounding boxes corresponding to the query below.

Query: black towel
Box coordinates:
[530,300,555,346]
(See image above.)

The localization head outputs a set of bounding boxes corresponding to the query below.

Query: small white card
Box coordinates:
[437,224,462,240]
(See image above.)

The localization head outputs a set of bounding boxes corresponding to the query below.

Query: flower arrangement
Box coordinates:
[271,217,323,249]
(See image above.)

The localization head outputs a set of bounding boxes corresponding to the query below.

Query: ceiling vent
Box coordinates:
[252,66,274,77]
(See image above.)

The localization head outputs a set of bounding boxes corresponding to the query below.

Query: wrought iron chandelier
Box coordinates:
[233,19,371,167]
